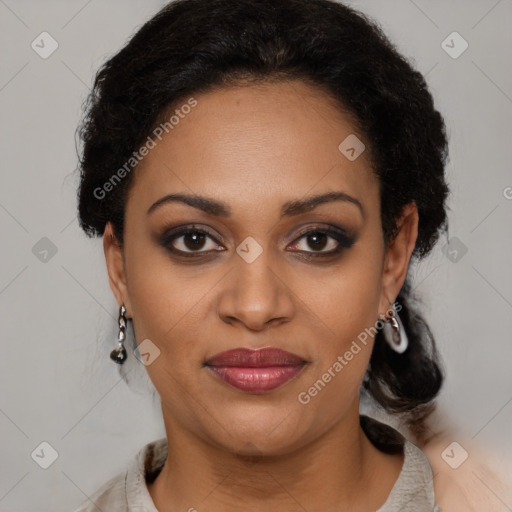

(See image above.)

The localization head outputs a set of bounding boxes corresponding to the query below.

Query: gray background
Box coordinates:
[0,0,511,510]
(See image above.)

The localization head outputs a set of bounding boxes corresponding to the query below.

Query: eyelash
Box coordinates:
[159,224,355,259]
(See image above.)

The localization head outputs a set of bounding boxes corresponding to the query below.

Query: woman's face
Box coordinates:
[104,79,417,455]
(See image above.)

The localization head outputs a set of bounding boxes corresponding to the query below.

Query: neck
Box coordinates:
[148,404,403,512]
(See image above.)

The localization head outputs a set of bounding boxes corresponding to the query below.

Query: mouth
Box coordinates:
[204,347,308,393]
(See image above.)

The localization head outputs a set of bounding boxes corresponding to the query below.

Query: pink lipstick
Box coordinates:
[204,347,307,393]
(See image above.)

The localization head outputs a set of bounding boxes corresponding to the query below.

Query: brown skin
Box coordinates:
[104,79,419,511]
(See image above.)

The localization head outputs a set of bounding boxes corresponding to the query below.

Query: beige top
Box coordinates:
[73,416,441,512]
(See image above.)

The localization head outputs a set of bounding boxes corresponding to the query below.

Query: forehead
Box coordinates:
[128,79,377,216]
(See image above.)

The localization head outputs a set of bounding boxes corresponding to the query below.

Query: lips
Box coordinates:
[204,347,307,393]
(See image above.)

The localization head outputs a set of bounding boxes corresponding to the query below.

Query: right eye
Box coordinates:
[160,225,225,256]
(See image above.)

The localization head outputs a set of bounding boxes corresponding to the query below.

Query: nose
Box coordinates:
[216,249,295,331]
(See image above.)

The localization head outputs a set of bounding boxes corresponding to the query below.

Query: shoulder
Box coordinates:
[360,415,441,512]
[71,470,127,512]
[71,437,167,512]
[379,439,440,511]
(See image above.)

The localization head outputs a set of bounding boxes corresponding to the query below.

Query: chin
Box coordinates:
[206,406,309,456]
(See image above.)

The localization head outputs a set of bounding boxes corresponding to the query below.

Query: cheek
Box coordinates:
[297,244,384,396]
[123,238,225,384]
[295,288,380,429]
[126,258,208,354]
[300,244,384,350]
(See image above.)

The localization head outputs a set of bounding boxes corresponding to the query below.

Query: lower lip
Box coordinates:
[206,365,306,393]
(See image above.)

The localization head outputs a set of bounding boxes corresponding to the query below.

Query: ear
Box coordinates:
[103,222,132,318]
[378,202,419,315]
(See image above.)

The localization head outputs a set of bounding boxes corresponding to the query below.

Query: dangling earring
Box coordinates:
[381,303,408,354]
[110,304,128,364]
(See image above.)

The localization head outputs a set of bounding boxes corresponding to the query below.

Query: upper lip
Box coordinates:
[204,347,307,367]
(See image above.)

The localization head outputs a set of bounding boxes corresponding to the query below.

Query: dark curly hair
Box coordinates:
[76,0,450,442]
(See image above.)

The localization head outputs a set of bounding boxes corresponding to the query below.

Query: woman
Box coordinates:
[74,0,449,510]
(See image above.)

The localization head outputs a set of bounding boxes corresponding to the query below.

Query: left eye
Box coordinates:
[288,229,355,255]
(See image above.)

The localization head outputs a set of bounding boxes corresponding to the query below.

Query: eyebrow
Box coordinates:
[146,191,364,218]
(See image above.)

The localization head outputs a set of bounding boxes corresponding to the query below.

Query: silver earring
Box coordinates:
[110,305,128,364]
[382,304,408,354]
